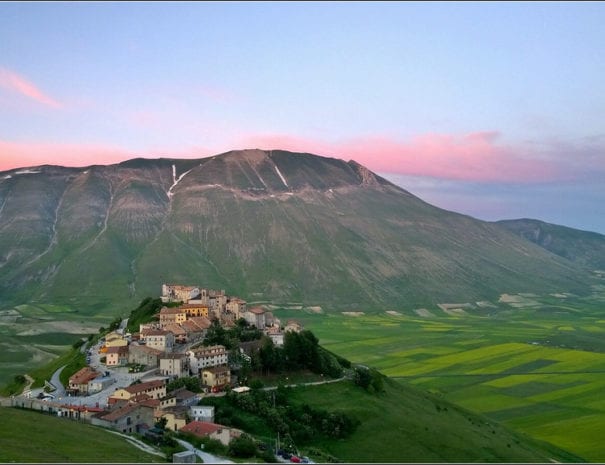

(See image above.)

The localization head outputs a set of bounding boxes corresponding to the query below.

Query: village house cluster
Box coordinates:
[29,284,304,444]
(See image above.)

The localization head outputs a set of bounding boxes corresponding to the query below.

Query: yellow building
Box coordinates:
[109,379,167,402]
[201,366,231,390]
[159,307,187,327]
[179,303,210,318]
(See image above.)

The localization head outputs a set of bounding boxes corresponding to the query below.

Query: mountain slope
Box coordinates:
[0,150,592,313]
[496,218,605,271]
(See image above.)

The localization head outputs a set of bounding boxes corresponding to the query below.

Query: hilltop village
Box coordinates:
[15,284,307,451]
[94,284,303,384]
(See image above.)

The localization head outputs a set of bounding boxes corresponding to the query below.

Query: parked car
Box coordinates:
[290,456,301,463]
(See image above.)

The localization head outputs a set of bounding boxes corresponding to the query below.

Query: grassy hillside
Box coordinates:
[497,218,605,270]
[208,376,583,463]
[275,286,605,461]
[292,379,583,463]
[0,407,163,462]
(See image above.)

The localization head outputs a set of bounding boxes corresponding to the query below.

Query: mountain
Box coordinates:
[0,149,592,314]
[496,218,605,271]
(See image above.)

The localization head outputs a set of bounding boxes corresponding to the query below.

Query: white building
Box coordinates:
[142,329,175,353]
[187,345,228,375]
[189,405,215,423]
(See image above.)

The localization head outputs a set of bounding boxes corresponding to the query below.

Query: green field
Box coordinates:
[3,286,605,461]
[273,288,605,461]
[0,407,163,462]
[0,303,113,387]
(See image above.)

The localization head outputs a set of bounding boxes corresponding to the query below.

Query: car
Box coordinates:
[290,456,301,463]
[281,452,291,460]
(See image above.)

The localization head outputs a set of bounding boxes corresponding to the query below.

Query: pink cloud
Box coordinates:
[0,140,133,172]
[2,132,601,184]
[0,67,62,108]
[238,131,578,183]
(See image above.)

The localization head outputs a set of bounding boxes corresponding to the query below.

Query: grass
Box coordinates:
[270,289,605,461]
[0,407,164,463]
[27,345,86,390]
[0,302,107,388]
[2,286,605,461]
[283,378,583,463]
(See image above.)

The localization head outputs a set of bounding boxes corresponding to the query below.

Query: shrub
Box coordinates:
[228,433,258,458]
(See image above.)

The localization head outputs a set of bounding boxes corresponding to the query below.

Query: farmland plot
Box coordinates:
[273,291,605,461]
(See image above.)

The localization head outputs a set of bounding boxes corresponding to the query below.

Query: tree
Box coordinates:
[205,319,230,347]
[353,366,373,390]
[155,417,168,430]
[259,336,279,374]
[249,379,264,391]
[167,376,202,393]
[229,434,256,458]
[108,316,122,332]
[371,371,385,393]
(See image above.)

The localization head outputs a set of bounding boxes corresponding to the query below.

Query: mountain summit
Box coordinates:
[0,149,590,312]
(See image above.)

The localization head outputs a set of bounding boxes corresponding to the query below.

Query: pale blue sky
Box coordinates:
[1,2,604,233]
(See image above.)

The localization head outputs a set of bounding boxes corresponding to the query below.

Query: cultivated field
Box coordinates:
[0,303,109,387]
[275,285,605,462]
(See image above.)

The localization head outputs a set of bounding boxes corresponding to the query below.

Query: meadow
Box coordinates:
[0,303,109,388]
[0,407,163,462]
[273,286,605,462]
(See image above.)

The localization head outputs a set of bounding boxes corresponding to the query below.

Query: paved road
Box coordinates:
[49,365,66,398]
[175,438,234,463]
[262,375,347,391]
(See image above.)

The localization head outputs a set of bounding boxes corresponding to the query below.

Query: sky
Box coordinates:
[1,1,604,233]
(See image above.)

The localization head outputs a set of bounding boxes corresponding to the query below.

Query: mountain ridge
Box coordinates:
[496,218,605,271]
[0,149,594,313]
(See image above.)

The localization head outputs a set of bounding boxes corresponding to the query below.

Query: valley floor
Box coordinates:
[273,287,605,462]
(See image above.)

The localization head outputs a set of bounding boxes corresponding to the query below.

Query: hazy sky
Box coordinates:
[1,2,604,233]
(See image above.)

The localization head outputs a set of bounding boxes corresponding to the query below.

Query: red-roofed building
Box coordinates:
[106,345,129,366]
[201,366,230,391]
[109,379,167,403]
[158,306,187,328]
[163,323,187,344]
[128,343,163,367]
[179,421,242,446]
[91,402,155,434]
[244,306,266,329]
[179,319,205,342]
[188,316,212,330]
[68,367,100,396]
[141,329,175,352]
